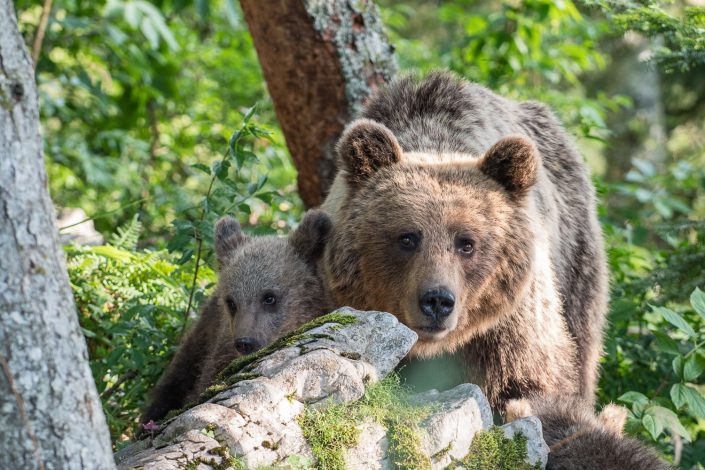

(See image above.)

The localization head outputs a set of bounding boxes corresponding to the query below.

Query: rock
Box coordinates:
[344,420,391,469]
[115,309,549,469]
[56,208,104,245]
[416,384,493,469]
[115,309,418,469]
[501,416,550,468]
[344,384,494,470]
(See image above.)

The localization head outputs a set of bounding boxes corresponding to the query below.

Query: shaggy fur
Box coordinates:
[321,71,608,410]
[141,210,332,423]
[506,395,670,469]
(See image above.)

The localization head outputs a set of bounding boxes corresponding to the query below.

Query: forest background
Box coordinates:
[13,0,705,467]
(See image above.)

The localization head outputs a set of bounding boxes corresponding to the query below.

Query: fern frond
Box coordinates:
[110,214,142,250]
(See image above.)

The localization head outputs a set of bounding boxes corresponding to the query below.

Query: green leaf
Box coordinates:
[652,331,680,355]
[641,414,662,440]
[645,405,691,442]
[229,130,242,155]
[670,383,705,421]
[618,391,649,405]
[680,385,705,421]
[81,327,97,338]
[671,383,688,409]
[652,305,696,337]
[90,245,134,263]
[673,355,685,380]
[212,159,231,180]
[191,163,211,175]
[243,103,258,124]
[684,353,705,381]
[691,287,705,320]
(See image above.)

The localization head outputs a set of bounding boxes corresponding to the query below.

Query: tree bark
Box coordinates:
[0,1,115,468]
[240,0,396,207]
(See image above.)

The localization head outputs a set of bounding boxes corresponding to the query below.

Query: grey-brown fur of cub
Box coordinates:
[321,71,608,411]
[141,209,332,423]
[506,395,670,470]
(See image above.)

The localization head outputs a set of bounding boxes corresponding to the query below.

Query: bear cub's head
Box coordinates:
[334,119,539,356]
[214,209,332,356]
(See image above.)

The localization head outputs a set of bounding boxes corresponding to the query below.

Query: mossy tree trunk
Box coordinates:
[0,1,115,468]
[239,0,397,207]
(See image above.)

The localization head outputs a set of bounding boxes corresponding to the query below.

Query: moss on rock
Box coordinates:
[453,426,541,470]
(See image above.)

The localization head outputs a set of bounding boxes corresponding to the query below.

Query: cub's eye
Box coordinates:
[225,297,237,314]
[456,238,475,256]
[262,293,277,306]
[398,233,420,251]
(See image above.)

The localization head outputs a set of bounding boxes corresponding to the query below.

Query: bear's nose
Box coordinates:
[419,288,455,320]
[234,337,260,356]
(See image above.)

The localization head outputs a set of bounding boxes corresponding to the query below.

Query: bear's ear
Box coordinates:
[289,209,332,262]
[337,118,403,188]
[597,404,627,436]
[479,135,539,197]
[214,216,247,264]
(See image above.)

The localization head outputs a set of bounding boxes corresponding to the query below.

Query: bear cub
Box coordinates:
[142,209,332,423]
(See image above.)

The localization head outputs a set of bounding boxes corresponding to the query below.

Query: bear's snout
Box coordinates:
[234,337,261,356]
[419,288,455,322]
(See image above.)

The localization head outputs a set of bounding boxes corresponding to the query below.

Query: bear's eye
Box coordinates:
[398,233,420,251]
[456,238,475,256]
[225,296,237,315]
[262,293,277,306]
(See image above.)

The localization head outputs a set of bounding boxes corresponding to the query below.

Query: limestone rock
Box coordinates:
[115,309,417,469]
[501,416,550,468]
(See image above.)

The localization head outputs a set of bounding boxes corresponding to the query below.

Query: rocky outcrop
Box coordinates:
[115,308,548,469]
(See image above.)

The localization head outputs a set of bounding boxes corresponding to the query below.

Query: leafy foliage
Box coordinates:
[66,224,200,440]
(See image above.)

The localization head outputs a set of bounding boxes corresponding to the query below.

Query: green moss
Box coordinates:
[298,402,361,470]
[218,312,357,379]
[453,426,541,470]
[296,374,432,470]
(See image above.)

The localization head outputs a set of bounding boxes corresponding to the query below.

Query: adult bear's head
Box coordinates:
[329,118,539,357]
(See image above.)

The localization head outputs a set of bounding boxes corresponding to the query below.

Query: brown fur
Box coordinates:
[321,71,608,411]
[506,395,670,469]
[141,210,332,423]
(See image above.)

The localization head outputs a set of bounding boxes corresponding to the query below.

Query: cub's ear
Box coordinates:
[214,216,247,264]
[505,398,534,423]
[597,404,627,436]
[289,209,332,262]
[480,135,539,197]
[337,118,403,188]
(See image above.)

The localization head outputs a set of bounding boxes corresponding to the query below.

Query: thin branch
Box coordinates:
[181,175,217,335]
[31,0,54,67]
[0,353,44,470]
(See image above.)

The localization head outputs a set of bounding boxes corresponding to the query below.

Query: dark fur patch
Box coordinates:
[480,135,539,197]
[337,118,403,188]
[215,216,247,264]
[289,209,331,262]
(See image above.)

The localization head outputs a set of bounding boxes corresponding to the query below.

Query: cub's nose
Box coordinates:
[234,337,260,356]
[419,288,455,320]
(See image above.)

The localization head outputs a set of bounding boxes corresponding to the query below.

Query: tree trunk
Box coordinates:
[0,1,116,468]
[240,0,396,207]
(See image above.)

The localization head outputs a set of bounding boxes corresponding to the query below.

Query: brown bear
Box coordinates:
[141,209,332,423]
[506,395,669,469]
[321,71,608,411]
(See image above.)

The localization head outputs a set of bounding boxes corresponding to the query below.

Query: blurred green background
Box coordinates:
[15,0,705,466]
